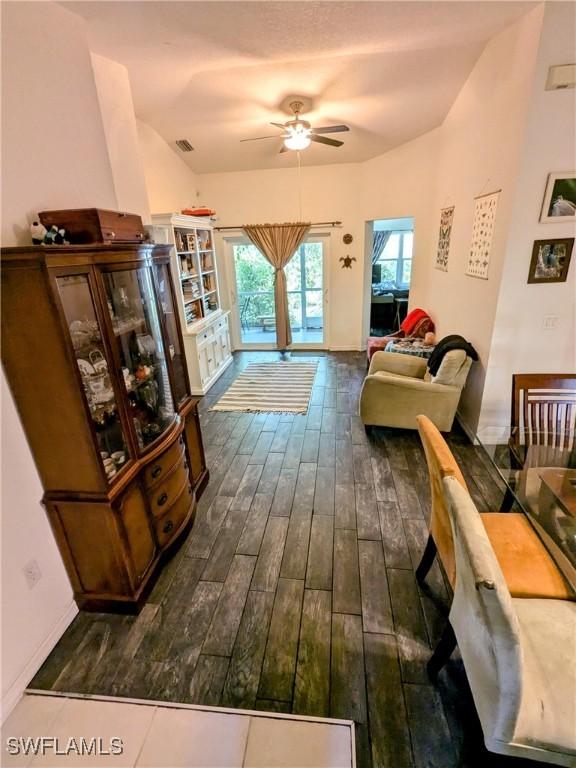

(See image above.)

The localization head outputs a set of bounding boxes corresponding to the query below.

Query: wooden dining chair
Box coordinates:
[429,475,576,766]
[500,374,576,510]
[510,373,576,460]
[415,414,573,600]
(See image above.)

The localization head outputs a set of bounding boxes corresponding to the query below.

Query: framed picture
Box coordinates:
[466,191,499,279]
[528,238,574,284]
[540,172,576,222]
[435,206,454,272]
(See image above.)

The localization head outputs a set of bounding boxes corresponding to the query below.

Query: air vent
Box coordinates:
[175,139,194,152]
[546,64,576,90]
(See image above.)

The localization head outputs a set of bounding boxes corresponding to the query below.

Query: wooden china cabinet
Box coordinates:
[1,243,208,612]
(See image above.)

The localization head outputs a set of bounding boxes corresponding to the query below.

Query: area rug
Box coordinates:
[211,361,318,413]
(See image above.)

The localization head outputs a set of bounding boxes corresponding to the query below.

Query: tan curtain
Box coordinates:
[242,222,311,349]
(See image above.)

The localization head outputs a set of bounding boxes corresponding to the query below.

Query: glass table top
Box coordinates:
[475,427,576,593]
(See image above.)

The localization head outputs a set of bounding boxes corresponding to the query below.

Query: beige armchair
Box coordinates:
[432,476,576,766]
[359,349,472,432]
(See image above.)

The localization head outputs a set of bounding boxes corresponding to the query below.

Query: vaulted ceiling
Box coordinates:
[65,1,534,174]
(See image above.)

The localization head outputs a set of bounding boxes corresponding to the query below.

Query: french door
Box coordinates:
[228,236,328,349]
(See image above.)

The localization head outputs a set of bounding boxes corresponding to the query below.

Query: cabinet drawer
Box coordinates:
[198,326,214,344]
[154,483,194,548]
[143,437,184,488]
[149,457,189,517]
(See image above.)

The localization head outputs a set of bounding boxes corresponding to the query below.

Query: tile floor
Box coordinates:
[2,693,354,768]
[26,352,537,768]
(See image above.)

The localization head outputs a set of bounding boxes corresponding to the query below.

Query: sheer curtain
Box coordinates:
[372,230,391,266]
[242,222,311,349]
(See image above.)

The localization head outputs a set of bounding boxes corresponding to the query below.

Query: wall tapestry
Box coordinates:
[466,191,500,279]
[435,206,454,271]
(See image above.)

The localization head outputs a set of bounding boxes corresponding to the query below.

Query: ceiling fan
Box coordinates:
[240,100,349,153]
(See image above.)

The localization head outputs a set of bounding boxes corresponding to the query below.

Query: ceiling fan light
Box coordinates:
[284,132,311,150]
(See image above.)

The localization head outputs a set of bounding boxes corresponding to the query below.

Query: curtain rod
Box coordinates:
[214,221,342,232]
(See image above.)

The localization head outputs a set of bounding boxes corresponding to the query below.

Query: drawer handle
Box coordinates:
[107,231,116,238]
[151,465,162,479]
[157,492,168,507]
[163,520,174,534]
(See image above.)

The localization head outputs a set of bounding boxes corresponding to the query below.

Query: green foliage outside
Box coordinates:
[234,243,323,330]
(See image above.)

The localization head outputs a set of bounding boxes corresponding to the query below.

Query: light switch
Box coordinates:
[543,315,559,330]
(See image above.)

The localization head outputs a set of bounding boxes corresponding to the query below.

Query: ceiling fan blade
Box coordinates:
[240,134,286,142]
[310,134,344,147]
[311,125,350,134]
[270,122,287,130]
[279,144,289,154]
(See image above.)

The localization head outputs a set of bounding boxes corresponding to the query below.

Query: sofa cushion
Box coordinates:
[431,349,467,385]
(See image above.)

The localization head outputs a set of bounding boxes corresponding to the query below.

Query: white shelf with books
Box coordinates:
[150,214,232,394]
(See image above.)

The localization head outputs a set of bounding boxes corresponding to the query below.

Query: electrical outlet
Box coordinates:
[543,315,559,330]
[23,559,42,589]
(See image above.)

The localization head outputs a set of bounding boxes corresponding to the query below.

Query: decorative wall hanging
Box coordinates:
[435,206,454,271]
[540,172,576,223]
[340,255,356,268]
[528,238,574,284]
[343,233,353,244]
[466,191,500,280]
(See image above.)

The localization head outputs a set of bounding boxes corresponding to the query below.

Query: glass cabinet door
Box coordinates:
[56,274,129,483]
[154,263,189,407]
[103,268,176,450]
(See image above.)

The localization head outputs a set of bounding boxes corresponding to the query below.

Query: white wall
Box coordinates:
[0,1,122,717]
[137,121,199,214]
[197,129,441,350]
[359,129,441,333]
[1,374,77,719]
[479,2,576,433]
[193,7,547,431]
[198,163,364,349]
[92,54,151,223]
[1,2,116,246]
[411,6,545,432]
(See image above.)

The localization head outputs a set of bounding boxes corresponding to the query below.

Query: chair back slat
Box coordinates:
[512,374,576,450]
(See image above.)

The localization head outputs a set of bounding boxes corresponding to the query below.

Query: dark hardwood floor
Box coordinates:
[30,351,541,768]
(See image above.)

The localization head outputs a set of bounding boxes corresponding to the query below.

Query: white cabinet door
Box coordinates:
[206,341,217,376]
[198,344,209,385]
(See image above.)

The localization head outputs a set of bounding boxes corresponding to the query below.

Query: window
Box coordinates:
[376,230,413,288]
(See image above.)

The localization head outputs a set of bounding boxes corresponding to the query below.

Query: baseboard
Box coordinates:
[1,600,78,723]
[455,412,476,443]
[328,345,363,352]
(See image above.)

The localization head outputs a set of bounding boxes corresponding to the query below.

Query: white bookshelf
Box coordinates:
[151,214,233,394]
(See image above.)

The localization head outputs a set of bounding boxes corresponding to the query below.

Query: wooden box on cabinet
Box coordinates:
[39,208,147,245]
[1,243,208,612]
